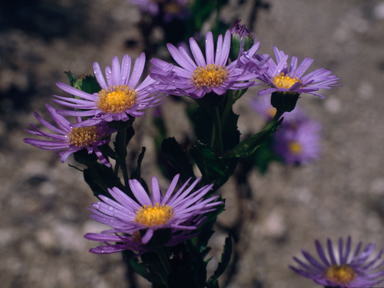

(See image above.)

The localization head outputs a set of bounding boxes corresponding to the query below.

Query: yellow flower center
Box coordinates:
[325,264,356,285]
[96,85,137,114]
[134,203,173,227]
[272,72,302,89]
[68,126,100,147]
[191,64,229,89]
[288,141,302,154]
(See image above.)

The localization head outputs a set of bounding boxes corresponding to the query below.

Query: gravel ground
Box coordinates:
[2,0,384,287]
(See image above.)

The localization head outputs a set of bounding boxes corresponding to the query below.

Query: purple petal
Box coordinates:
[205,31,214,65]
[189,36,206,67]
[111,55,121,87]
[129,178,152,206]
[128,52,145,88]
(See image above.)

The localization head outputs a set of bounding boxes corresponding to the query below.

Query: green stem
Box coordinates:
[156,248,171,275]
[220,91,235,128]
[266,109,284,130]
[213,106,224,155]
[116,127,130,191]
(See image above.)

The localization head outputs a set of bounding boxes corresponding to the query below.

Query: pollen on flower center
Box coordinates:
[68,126,100,147]
[273,72,302,89]
[96,85,137,114]
[325,264,356,285]
[134,203,173,227]
[191,64,229,89]
[288,141,302,154]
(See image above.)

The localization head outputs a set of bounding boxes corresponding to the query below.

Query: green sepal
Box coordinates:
[207,235,233,286]
[271,91,300,113]
[223,117,283,159]
[161,137,195,182]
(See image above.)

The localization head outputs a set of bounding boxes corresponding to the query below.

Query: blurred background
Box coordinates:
[2,0,384,287]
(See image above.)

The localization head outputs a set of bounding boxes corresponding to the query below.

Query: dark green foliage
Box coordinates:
[223,117,283,158]
[64,71,101,94]
[161,137,195,182]
[207,236,233,287]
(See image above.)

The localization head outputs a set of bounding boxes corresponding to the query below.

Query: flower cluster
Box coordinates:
[24,23,342,271]
[84,174,221,254]
[291,237,384,287]
[24,53,166,166]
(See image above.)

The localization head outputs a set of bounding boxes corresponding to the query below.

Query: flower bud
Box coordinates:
[229,19,256,60]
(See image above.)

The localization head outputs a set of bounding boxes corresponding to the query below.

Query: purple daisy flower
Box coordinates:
[84,174,221,254]
[272,108,321,165]
[290,237,384,287]
[150,30,262,99]
[54,53,166,127]
[244,46,340,98]
[24,104,115,167]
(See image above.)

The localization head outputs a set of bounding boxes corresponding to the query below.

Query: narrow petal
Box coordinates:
[111,55,121,87]
[205,31,214,65]
[93,62,108,90]
[129,178,152,206]
[128,52,145,88]
[189,37,206,67]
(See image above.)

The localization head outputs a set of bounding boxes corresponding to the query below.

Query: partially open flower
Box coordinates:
[244,46,340,98]
[84,174,221,254]
[24,104,115,166]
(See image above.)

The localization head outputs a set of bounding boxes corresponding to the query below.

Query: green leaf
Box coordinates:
[161,137,195,182]
[208,236,233,285]
[131,147,145,181]
[122,250,153,282]
[190,143,226,181]
[223,118,283,158]
[64,72,101,94]
[64,71,77,87]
